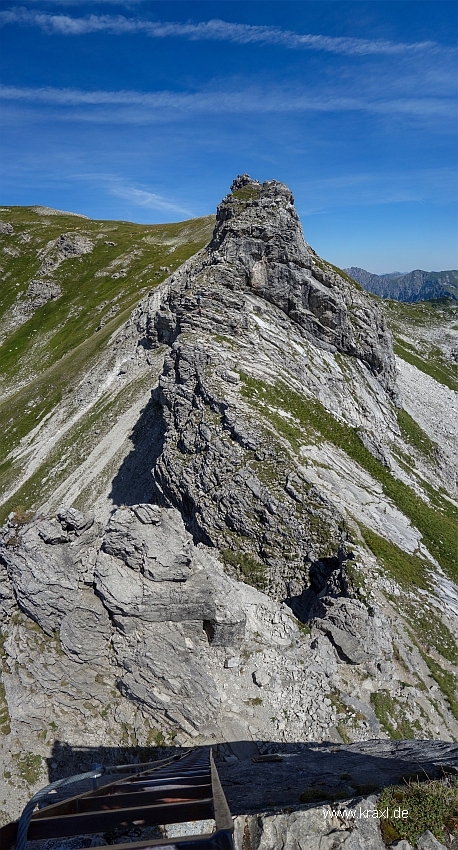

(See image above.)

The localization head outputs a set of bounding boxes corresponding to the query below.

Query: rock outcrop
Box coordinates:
[144,175,398,398]
[20,279,62,312]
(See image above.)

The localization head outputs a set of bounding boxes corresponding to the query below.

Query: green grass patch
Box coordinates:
[420,653,458,721]
[13,751,43,785]
[231,184,261,202]
[336,723,352,744]
[378,777,458,846]
[370,690,419,739]
[396,408,439,461]
[405,605,458,665]
[361,527,430,590]
[394,341,457,391]
[0,209,213,500]
[221,548,268,590]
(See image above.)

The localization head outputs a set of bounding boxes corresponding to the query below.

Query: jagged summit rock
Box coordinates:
[229,173,262,193]
[147,174,399,400]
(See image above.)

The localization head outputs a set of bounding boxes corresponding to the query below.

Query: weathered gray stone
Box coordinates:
[208,176,399,399]
[313,597,392,664]
[101,507,194,581]
[416,831,447,850]
[131,503,162,524]
[253,670,271,688]
[0,559,15,616]
[22,279,62,312]
[0,520,80,634]
[60,592,111,663]
[37,519,68,544]
[95,546,214,622]
[114,621,220,731]
[233,795,388,850]
[57,507,94,533]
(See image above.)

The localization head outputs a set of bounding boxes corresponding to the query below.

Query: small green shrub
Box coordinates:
[13,752,43,785]
[221,548,268,590]
[370,690,418,739]
[378,777,458,845]
[12,505,34,525]
[146,728,165,747]
[296,621,311,636]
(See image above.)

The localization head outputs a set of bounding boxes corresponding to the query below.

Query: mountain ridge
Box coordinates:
[0,178,457,839]
[345,266,458,303]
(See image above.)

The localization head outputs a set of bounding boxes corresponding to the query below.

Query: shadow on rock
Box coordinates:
[109,389,165,507]
[40,738,458,816]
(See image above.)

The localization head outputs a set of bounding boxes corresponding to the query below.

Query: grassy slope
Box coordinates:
[0,207,214,516]
[240,375,457,584]
[381,298,458,391]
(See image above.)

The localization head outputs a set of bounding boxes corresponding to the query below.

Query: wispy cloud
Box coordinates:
[109,183,191,215]
[0,8,444,56]
[0,84,452,120]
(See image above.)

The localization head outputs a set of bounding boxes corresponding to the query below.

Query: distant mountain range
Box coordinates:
[345,267,458,302]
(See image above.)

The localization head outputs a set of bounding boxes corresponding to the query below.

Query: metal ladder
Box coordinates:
[0,748,234,850]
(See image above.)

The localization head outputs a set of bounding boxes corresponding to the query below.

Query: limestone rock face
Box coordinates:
[94,507,246,639]
[115,621,221,733]
[313,597,392,665]
[1,180,457,830]
[59,592,111,664]
[1,519,81,634]
[152,340,344,598]
[21,279,62,311]
[158,175,398,397]
[0,505,247,741]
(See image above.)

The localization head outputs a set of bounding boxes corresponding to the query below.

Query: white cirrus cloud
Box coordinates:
[0,84,453,120]
[0,8,445,56]
[109,184,191,215]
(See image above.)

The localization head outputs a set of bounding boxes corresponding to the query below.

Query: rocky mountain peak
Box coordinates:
[201,176,398,399]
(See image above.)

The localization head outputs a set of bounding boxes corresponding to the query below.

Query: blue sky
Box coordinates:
[0,1,456,273]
